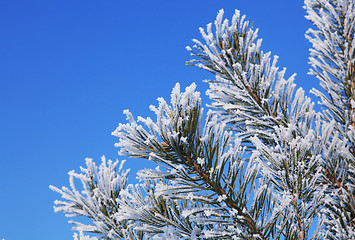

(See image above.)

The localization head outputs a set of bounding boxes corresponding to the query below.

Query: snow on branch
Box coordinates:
[305,0,355,129]
[51,1,355,239]
[113,83,278,239]
[50,157,131,239]
[186,9,314,149]
[305,0,355,237]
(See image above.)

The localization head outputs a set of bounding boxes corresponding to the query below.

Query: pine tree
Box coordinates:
[50,0,355,239]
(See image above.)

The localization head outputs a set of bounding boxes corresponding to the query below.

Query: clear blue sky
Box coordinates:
[0,1,314,239]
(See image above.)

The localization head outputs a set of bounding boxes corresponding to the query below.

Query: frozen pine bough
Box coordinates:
[51,0,355,239]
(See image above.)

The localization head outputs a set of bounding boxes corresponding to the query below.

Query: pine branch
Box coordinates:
[187,9,324,239]
[50,1,355,239]
[49,157,142,240]
[186,9,312,148]
[305,0,355,236]
[113,83,272,239]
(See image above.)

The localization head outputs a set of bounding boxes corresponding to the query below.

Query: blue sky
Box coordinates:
[0,1,315,239]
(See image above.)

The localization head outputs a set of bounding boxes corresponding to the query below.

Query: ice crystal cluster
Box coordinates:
[51,0,355,239]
